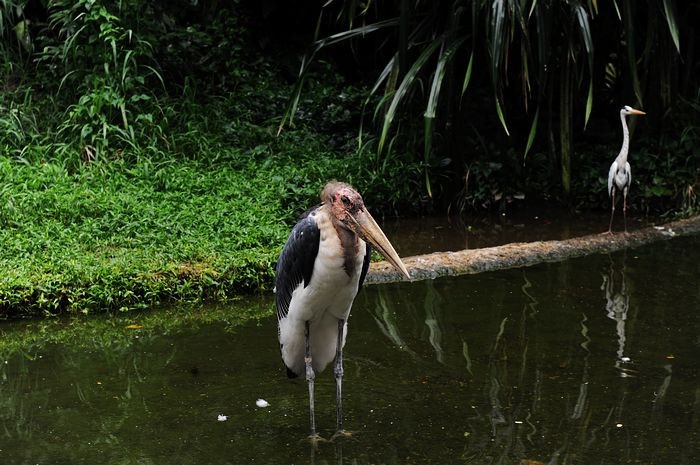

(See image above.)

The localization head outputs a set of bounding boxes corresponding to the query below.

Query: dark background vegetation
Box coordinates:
[0,0,699,314]
[2,0,699,214]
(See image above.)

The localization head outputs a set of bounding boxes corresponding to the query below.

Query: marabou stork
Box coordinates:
[275,181,410,439]
[607,105,646,233]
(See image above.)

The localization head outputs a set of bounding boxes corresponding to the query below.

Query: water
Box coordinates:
[1,237,698,464]
[382,210,655,256]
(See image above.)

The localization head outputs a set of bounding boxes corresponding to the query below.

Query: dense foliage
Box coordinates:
[0,0,698,314]
[284,0,700,212]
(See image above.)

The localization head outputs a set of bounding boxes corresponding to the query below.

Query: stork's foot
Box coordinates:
[331,429,356,441]
[602,230,614,235]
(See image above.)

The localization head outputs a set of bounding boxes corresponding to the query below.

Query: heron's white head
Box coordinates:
[621,105,646,116]
[321,181,410,279]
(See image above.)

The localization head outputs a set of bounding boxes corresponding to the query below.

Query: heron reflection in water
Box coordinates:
[601,258,636,377]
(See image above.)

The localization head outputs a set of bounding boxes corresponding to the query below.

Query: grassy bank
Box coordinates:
[0,131,420,317]
[0,156,279,316]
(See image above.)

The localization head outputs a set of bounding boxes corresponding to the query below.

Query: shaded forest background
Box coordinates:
[1,0,699,216]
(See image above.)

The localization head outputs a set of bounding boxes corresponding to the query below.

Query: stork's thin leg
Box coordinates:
[608,189,616,233]
[334,318,345,433]
[623,190,628,233]
[305,321,318,438]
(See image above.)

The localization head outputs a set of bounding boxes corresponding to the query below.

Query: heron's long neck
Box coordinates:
[617,113,630,165]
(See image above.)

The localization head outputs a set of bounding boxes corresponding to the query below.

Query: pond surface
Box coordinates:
[382,209,658,256]
[1,236,699,464]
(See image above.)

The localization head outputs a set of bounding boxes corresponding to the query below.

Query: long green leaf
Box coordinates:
[661,0,681,54]
[461,51,474,97]
[490,0,506,83]
[573,2,594,75]
[528,0,538,19]
[489,0,509,135]
[524,107,539,161]
[278,18,400,135]
[423,37,465,197]
[495,98,510,136]
[358,55,396,148]
[584,80,593,128]
[425,38,466,119]
[311,17,399,52]
[377,36,443,155]
[424,117,433,198]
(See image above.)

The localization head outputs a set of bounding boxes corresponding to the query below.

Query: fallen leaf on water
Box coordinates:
[666,354,675,359]
[126,324,143,329]
[463,432,470,438]
[521,460,547,465]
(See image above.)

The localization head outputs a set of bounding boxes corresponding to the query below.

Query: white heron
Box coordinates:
[275,181,410,439]
[607,105,646,233]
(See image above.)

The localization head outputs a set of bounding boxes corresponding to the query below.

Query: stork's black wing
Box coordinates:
[358,244,372,293]
[274,210,321,322]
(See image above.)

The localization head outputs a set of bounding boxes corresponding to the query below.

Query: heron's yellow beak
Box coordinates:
[630,108,646,115]
[348,209,410,280]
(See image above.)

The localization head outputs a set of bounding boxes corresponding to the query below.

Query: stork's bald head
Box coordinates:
[322,181,365,226]
[320,181,410,279]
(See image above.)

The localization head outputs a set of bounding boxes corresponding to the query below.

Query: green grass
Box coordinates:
[0,139,407,317]
[0,156,276,315]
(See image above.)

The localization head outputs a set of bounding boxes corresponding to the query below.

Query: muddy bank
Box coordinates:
[367,215,700,284]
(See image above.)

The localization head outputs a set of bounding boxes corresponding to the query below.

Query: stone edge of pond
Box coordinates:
[366,215,700,284]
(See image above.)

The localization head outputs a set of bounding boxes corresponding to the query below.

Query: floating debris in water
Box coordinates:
[616,423,623,428]
[256,399,270,408]
[217,414,228,422]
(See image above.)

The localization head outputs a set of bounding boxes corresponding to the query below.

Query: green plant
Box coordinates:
[279,0,690,204]
[34,0,163,159]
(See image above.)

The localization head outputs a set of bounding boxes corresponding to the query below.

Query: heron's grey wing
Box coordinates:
[357,244,372,293]
[274,212,321,323]
[624,162,632,193]
[607,160,618,197]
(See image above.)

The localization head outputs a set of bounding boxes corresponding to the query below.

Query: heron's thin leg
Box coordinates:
[305,321,318,437]
[623,189,628,233]
[608,189,616,233]
[334,318,345,433]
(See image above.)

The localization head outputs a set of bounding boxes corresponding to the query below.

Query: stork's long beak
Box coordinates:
[349,208,411,280]
[630,108,646,115]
